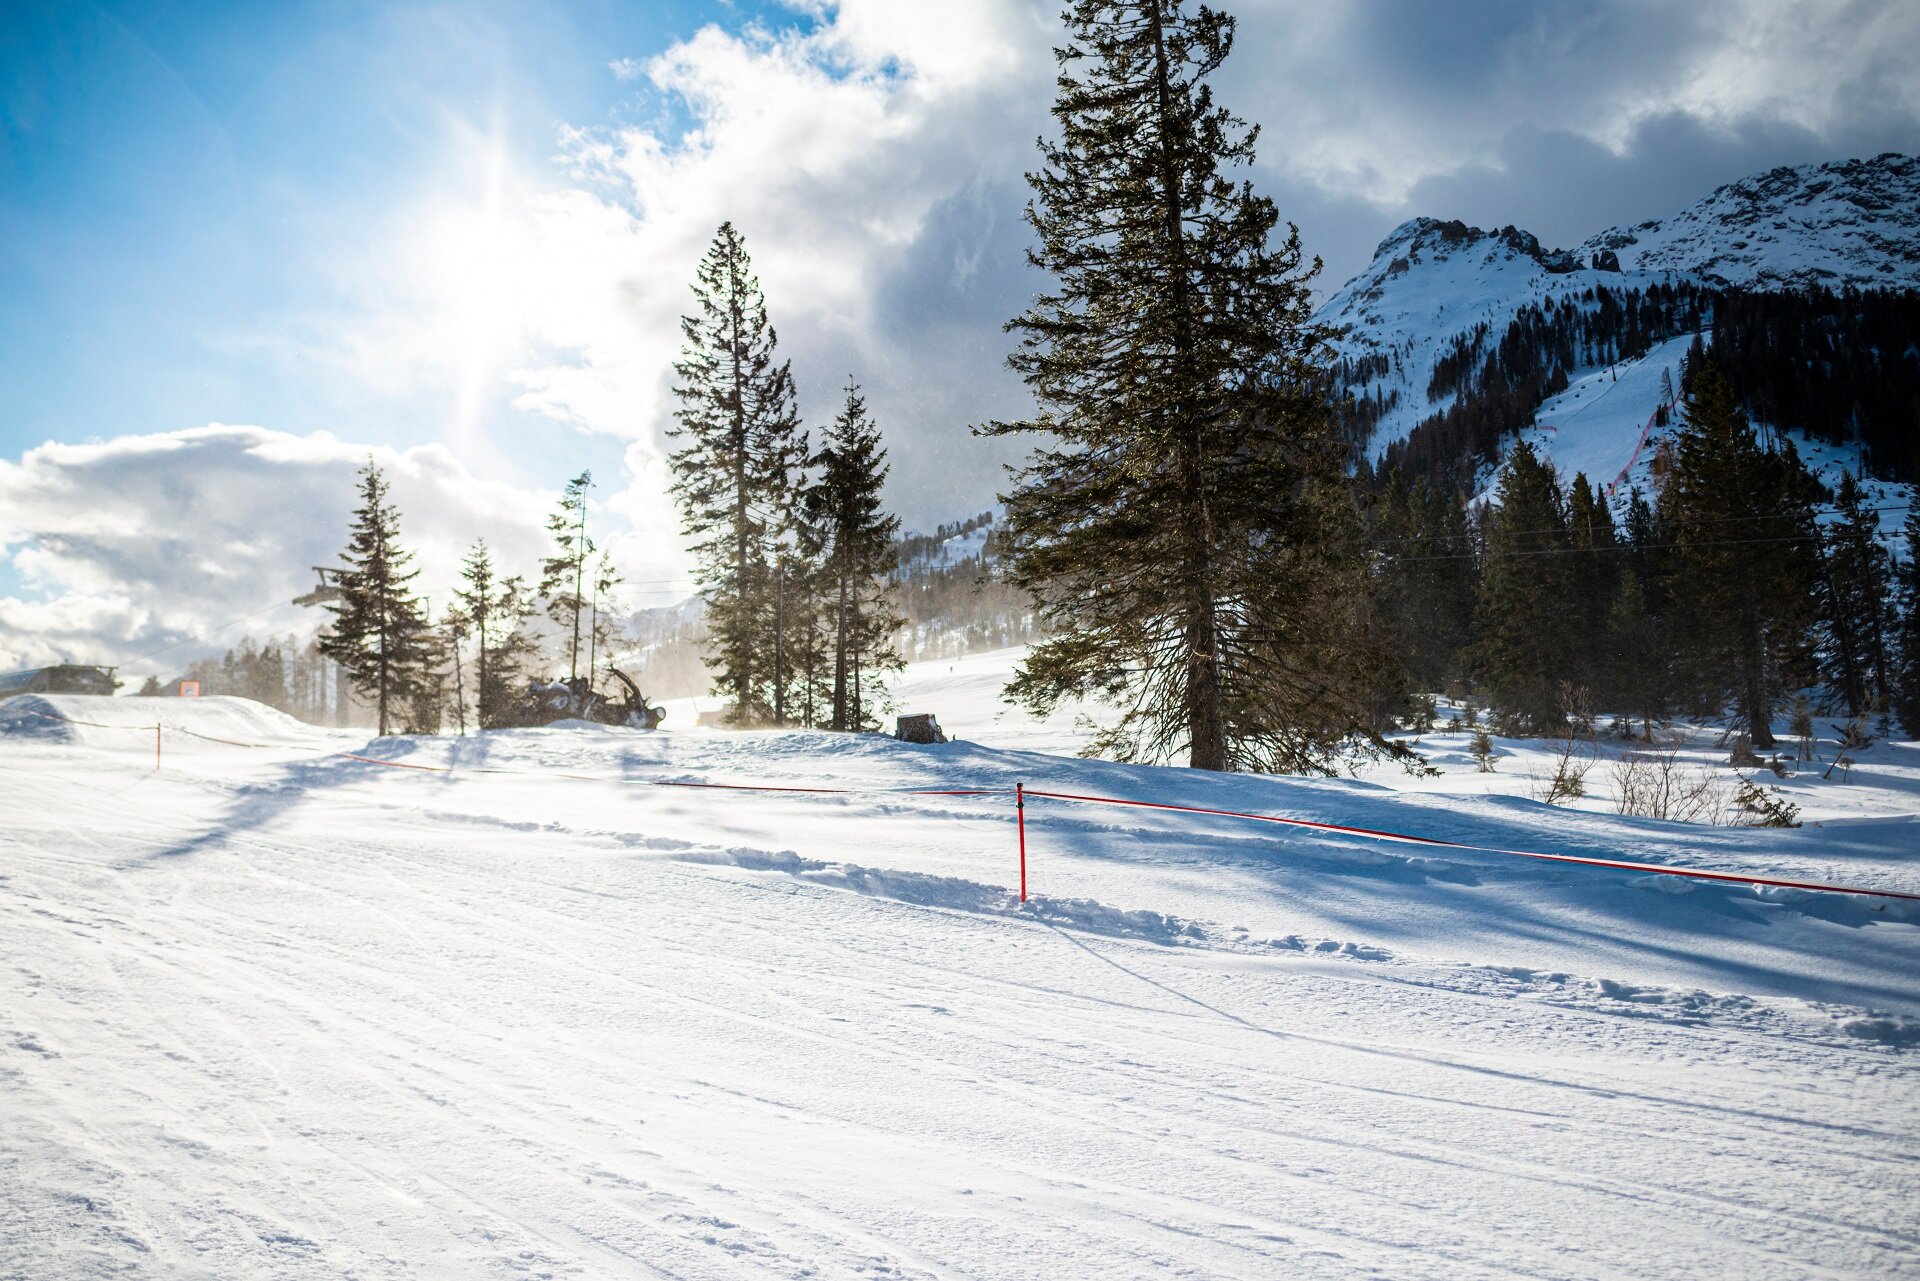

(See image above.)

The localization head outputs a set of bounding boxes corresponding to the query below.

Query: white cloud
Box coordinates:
[0,425,625,674]
[1226,0,1920,206]
[371,0,1918,530]
[338,1,1050,524]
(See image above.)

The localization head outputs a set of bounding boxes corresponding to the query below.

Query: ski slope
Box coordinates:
[4,691,1919,1279]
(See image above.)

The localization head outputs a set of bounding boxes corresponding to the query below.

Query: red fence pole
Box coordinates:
[154,723,162,772]
[1016,782,1027,902]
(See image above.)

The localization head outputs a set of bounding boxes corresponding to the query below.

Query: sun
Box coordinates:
[412,129,533,453]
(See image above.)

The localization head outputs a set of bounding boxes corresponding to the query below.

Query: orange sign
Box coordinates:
[179,680,201,698]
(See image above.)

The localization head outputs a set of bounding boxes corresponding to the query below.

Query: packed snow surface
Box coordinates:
[4,687,1919,1279]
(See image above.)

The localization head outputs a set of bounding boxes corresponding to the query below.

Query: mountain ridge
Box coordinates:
[1317,153,1920,495]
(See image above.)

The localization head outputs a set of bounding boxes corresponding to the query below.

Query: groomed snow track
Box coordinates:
[4,696,1919,1279]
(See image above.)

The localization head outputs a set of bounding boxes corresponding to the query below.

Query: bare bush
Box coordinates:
[1531,735,1592,805]
[1529,683,1596,805]
[1610,748,1733,825]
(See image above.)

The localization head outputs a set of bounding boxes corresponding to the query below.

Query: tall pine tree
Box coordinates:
[1659,361,1820,748]
[1565,472,1621,694]
[319,461,433,736]
[1468,442,1580,732]
[669,222,807,725]
[539,471,594,685]
[451,540,541,729]
[585,551,624,690]
[982,0,1379,773]
[1818,471,1893,719]
[802,380,905,731]
[1893,494,1920,735]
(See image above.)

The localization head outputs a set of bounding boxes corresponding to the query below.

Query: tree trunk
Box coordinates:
[833,572,849,730]
[774,559,786,725]
[1740,601,1775,749]
[1148,3,1226,771]
[729,258,751,719]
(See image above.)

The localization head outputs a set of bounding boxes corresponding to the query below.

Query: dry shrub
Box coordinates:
[1610,747,1733,825]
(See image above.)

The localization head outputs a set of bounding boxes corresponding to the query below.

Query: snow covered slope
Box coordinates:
[4,694,1918,1278]
[1318,217,1688,455]
[1319,153,1920,489]
[1580,153,1920,292]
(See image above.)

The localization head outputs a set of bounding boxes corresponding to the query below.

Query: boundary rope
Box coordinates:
[8,703,1916,904]
[1019,788,1920,903]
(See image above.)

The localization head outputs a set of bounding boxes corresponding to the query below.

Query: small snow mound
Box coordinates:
[1836,1013,1920,1047]
[0,696,78,741]
[674,845,1204,944]
[1630,874,1698,896]
[1,694,331,752]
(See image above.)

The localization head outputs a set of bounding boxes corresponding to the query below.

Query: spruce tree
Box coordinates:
[1369,473,1474,717]
[1604,572,1671,739]
[802,380,905,731]
[539,471,594,685]
[982,0,1380,773]
[584,551,624,689]
[1893,495,1920,735]
[1658,361,1820,748]
[669,222,807,725]
[450,540,539,729]
[320,461,433,736]
[404,627,449,734]
[1468,442,1579,732]
[1565,472,1620,695]
[1818,472,1893,719]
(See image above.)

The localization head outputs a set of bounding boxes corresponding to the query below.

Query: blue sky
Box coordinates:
[1,0,806,484]
[2,0,1916,671]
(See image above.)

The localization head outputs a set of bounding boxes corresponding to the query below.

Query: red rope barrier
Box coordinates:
[14,702,1915,903]
[1020,787,1920,902]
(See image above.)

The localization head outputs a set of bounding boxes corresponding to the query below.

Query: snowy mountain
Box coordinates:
[1579,152,1920,292]
[1318,217,1691,456]
[1320,153,1920,499]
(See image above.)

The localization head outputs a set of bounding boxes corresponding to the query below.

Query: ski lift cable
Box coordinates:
[1385,530,1865,565]
[1367,502,1913,550]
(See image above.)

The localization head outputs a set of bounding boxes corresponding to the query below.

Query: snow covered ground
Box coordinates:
[4,682,1919,1279]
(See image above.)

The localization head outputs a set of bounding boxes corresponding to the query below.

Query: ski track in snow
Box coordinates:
[3,698,1919,1279]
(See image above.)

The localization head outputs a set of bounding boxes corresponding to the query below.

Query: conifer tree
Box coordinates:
[1565,472,1621,693]
[451,540,539,729]
[584,551,624,689]
[802,380,905,731]
[320,460,433,736]
[1604,572,1671,739]
[404,627,450,734]
[482,578,543,725]
[444,610,471,735]
[983,0,1381,773]
[1818,472,1893,719]
[1658,361,1820,748]
[1893,496,1920,735]
[1468,442,1579,732]
[539,471,594,685]
[669,222,807,725]
[1370,472,1474,714]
